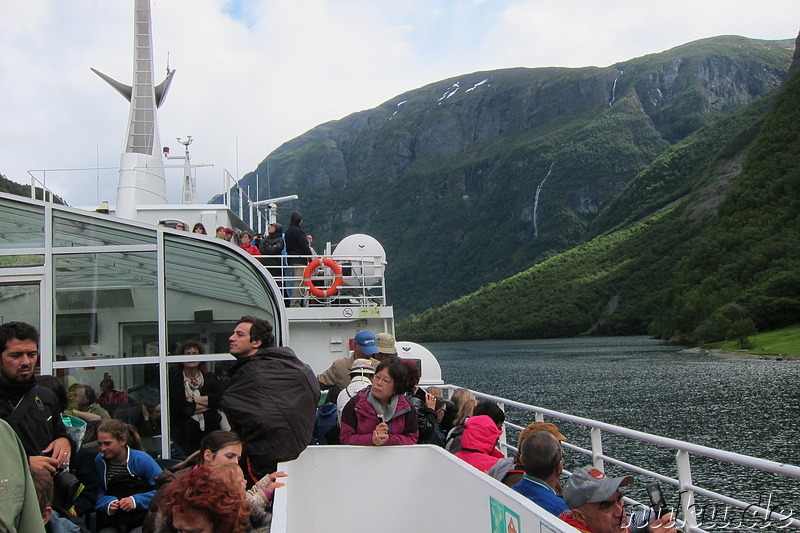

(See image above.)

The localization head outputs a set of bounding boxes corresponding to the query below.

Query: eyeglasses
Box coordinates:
[373,376,394,385]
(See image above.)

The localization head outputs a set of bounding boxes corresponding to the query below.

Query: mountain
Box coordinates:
[228,35,794,325]
[399,33,800,343]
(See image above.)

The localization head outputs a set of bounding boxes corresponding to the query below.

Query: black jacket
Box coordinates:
[168,370,223,455]
[221,347,320,480]
[0,375,69,457]
[259,223,285,270]
[284,214,311,266]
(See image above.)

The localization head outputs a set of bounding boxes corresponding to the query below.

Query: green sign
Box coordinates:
[490,497,521,533]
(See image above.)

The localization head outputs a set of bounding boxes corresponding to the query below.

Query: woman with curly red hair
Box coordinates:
[159,463,250,533]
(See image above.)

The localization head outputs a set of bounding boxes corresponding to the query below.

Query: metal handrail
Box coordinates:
[255,253,388,307]
[439,385,800,532]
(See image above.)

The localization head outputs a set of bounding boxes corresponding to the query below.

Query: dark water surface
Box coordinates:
[428,336,800,529]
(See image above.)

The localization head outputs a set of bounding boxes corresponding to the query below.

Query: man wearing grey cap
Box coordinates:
[560,466,678,533]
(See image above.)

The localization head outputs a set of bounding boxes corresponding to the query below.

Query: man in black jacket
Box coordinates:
[221,316,320,484]
[284,212,313,307]
[0,322,72,474]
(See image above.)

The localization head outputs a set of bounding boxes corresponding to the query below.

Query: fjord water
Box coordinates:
[430,336,800,527]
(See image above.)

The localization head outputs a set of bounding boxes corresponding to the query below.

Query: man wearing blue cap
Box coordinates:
[317,331,382,391]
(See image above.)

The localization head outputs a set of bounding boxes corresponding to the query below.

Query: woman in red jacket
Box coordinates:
[340,360,418,446]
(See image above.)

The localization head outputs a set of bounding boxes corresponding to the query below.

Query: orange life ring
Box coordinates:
[303,258,343,298]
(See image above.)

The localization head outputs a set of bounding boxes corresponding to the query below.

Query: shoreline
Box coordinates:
[681,347,799,361]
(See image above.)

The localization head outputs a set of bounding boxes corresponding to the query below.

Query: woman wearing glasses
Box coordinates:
[339,359,418,446]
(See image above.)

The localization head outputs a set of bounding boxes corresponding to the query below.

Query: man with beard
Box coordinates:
[0,322,71,474]
[220,316,319,485]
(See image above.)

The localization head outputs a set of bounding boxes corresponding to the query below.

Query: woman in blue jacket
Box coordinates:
[94,419,162,533]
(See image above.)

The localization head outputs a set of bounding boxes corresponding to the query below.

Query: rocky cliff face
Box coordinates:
[234,35,793,316]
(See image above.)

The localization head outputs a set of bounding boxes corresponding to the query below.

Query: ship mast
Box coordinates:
[91,0,175,220]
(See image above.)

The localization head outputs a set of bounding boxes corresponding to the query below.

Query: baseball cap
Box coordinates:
[353,331,378,355]
[563,466,633,509]
[518,421,567,448]
[349,358,375,375]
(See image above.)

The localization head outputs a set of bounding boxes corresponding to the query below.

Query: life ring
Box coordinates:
[303,258,343,298]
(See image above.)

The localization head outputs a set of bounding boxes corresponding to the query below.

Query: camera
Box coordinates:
[54,467,84,503]
[645,482,669,518]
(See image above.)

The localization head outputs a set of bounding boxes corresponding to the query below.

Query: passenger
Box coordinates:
[144,430,285,533]
[158,464,251,533]
[97,379,128,418]
[215,226,227,239]
[400,359,443,446]
[340,359,418,446]
[453,415,504,472]
[306,234,317,256]
[192,223,207,235]
[336,358,375,421]
[30,465,91,532]
[174,222,189,231]
[253,233,263,248]
[221,316,319,483]
[284,211,313,307]
[560,466,679,533]
[258,222,285,278]
[427,386,456,433]
[0,322,72,474]
[237,231,261,255]
[510,432,568,516]
[168,340,223,456]
[224,228,236,242]
[446,398,504,453]
[449,388,476,416]
[94,419,162,533]
[488,421,567,487]
[35,375,99,518]
[317,330,380,391]
[0,418,46,533]
[67,384,112,423]
[374,332,400,362]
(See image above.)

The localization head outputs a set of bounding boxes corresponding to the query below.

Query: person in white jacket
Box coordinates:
[336,359,375,422]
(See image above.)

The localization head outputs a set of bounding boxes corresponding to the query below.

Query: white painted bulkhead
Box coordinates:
[272,445,577,533]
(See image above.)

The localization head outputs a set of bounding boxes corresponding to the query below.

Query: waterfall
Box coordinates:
[609,70,623,106]
[533,161,555,238]
[609,78,618,106]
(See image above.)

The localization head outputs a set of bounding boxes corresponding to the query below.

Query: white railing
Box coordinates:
[440,385,800,533]
[254,253,387,307]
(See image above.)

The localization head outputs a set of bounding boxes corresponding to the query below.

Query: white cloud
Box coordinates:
[1,0,798,206]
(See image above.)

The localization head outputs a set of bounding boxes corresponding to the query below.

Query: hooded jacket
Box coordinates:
[284,213,312,265]
[221,346,320,480]
[454,415,504,472]
[259,224,284,256]
[339,387,418,446]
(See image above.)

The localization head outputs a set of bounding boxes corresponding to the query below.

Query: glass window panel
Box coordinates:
[0,282,40,330]
[166,359,235,456]
[164,236,281,352]
[52,364,167,458]
[0,255,44,268]
[53,211,156,247]
[0,197,45,248]
[54,252,157,360]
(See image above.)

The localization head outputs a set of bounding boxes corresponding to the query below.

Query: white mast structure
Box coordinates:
[91,0,175,221]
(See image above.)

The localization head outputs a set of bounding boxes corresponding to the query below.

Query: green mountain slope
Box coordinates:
[228,35,793,321]
[399,42,800,343]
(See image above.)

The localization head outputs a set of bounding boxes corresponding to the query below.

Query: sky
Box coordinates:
[1,1,798,206]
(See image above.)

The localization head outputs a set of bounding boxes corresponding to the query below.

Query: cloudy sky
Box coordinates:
[2,1,798,206]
